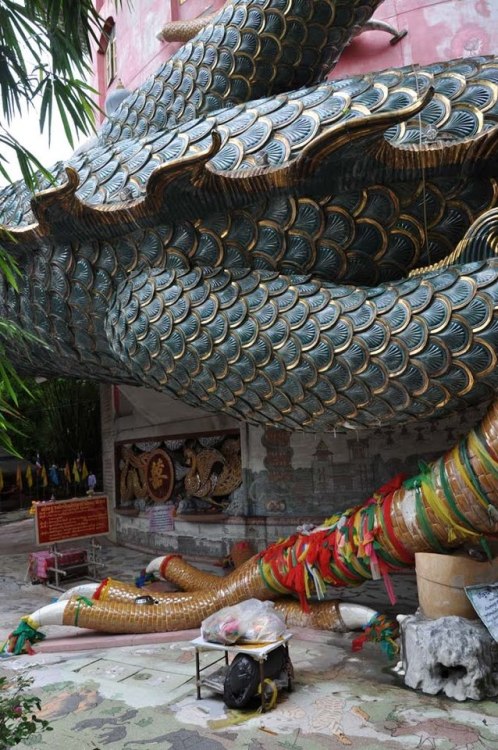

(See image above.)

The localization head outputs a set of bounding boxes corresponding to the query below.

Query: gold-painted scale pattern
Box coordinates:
[101,0,386,143]
[106,259,498,430]
[1,59,497,233]
[0,2,498,433]
[5,0,498,638]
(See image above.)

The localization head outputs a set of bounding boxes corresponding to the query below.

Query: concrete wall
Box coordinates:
[100,384,247,555]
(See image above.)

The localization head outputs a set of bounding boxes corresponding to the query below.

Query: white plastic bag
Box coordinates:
[201,598,287,645]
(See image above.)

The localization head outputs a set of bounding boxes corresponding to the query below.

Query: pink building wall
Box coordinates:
[93,0,218,118]
[334,0,497,78]
[92,0,498,122]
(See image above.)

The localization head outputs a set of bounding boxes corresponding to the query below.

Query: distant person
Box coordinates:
[87,471,97,495]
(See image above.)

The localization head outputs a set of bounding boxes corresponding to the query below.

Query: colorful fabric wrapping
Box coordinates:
[135,570,156,588]
[159,554,182,580]
[0,618,45,655]
[409,450,493,559]
[93,577,112,600]
[259,474,413,610]
[73,596,94,626]
[351,613,399,660]
[259,427,498,609]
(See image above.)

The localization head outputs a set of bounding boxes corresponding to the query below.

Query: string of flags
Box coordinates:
[9,458,90,491]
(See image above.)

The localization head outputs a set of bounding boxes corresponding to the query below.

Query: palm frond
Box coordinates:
[0,0,127,458]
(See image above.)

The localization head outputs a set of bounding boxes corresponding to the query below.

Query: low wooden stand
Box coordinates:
[28,539,105,591]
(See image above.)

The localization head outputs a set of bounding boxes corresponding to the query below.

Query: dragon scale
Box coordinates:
[4,0,498,642]
[1,47,498,427]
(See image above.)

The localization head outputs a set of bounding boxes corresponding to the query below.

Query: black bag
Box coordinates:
[223,645,288,708]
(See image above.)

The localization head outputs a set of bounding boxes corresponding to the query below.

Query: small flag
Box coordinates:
[0,469,4,492]
[81,461,89,481]
[49,465,59,486]
[16,465,23,491]
[41,465,48,488]
[72,460,80,483]
[64,461,71,482]
[25,464,33,488]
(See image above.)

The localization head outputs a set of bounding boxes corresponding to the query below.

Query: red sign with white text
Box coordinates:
[35,496,110,545]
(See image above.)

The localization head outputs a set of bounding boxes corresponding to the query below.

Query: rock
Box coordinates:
[399,613,498,701]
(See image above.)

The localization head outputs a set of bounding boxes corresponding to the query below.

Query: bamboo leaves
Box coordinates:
[0,0,104,181]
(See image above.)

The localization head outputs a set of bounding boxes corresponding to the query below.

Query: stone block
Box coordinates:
[399,613,498,701]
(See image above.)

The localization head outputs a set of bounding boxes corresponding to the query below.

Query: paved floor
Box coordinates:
[1,512,498,750]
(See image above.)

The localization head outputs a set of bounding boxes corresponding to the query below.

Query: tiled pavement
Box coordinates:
[1,513,498,750]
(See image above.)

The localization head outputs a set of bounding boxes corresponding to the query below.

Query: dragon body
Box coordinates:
[184,439,241,498]
[3,0,498,642]
[0,1,497,432]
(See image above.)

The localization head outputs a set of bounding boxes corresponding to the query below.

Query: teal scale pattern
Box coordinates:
[0,1,498,431]
[105,259,498,430]
[101,0,386,143]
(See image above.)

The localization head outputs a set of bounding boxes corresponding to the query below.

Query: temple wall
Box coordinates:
[102,382,488,561]
[334,0,498,77]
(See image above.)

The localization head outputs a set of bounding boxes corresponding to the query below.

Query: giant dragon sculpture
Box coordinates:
[3,0,498,647]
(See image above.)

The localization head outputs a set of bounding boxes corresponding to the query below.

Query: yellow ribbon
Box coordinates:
[420,474,479,544]
[451,444,489,512]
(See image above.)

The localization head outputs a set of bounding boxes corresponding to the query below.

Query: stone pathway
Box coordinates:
[1,516,498,750]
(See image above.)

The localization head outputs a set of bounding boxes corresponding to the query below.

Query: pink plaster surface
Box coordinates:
[93,0,224,114]
[34,627,200,652]
[334,0,498,77]
[33,624,327,652]
[374,0,397,20]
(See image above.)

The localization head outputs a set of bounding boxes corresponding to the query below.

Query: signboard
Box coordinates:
[35,496,110,545]
[148,503,175,533]
[465,583,498,641]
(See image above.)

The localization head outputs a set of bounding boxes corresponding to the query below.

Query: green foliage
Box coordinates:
[0,1,126,458]
[0,674,53,748]
[11,378,101,468]
[0,0,107,188]
[0,321,38,458]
